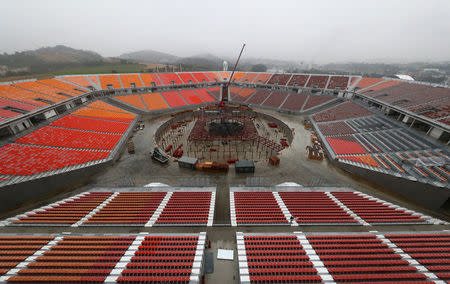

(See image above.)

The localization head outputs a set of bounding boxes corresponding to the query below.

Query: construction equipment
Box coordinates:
[151,147,169,164]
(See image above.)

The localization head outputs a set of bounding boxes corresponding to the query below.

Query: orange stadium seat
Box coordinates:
[87,100,131,113]
[12,81,72,99]
[218,71,231,81]
[114,94,147,110]
[253,73,272,84]
[161,91,187,107]
[60,76,95,89]
[230,72,246,82]
[141,93,169,111]
[140,73,162,86]
[0,85,58,106]
[15,126,122,150]
[50,114,130,133]
[119,74,143,88]
[88,75,99,85]
[99,75,122,89]
[178,73,197,84]
[72,107,135,122]
[178,90,204,105]
[240,73,258,83]
[204,72,220,82]
[354,77,384,90]
[39,79,88,94]
[192,72,212,83]
[157,73,183,85]
[193,88,216,102]
[361,80,403,93]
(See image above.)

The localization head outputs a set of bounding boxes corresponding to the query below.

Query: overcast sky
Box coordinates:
[1,0,450,63]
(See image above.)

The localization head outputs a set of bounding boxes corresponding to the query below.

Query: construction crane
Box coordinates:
[220,43,246,104]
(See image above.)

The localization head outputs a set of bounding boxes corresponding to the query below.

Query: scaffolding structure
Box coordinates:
[155,106,292,162]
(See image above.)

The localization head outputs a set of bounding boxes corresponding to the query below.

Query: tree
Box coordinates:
[251,64,267,72]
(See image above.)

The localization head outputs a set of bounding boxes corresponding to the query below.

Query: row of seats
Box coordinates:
[115,94,148,110]
[239,232,449,283]
[192,72,213,83]
[0,144,110,176]
[327,76,349,90]
[261,91,289,108]
[326,136,368,155]
[161,91,187,108]
[0,100,135,177]
[178,73,197,84]
[15,126,122,150]
[278,192,357,224]
[409,97,450,123]
[7,236,134,283]
[313,101,373,122]
[60,75,96,89]
[317,121,355,136]
[72,103,135,122]
[331,191,426,224]
[308,234,429,282]
[0,98,38,116]
[345,116,391,132]
[353,77,385,90]
[267,74,292,86]
[312,101,448,183]
[0,85,60,107]
[233,191,288,224]
[360,79,403,93]
[38,78,87,95]
[386,233,450,281]
[0,234,204,283]
[50,114,130,133]
[120,74,143,88]
[243,235,322,283]
[306,75,328,88]
[232,190,430,225]
[0,236,55,277]
[7,191,214,226]
[99,75,122,89]
[155,192,212,225]
[117,235,200,283]
[364,82,449,110]
[140,73,162,86]
[287,74,309,87]
[85,192,167,224]
[157,73,183,85]
[339,154,382,168]
[12,192,113,224]
[302,95,334,110]
[12,81,73,100]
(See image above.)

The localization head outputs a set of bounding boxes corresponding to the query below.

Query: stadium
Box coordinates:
[1,0,450,281]
[0,68,448,283]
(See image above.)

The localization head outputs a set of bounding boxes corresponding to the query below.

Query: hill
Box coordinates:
[0,45,103,68]
[119,49,180,64]
[0,45,143,78]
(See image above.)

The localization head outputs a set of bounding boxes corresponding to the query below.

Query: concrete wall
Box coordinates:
[0,161,111,213]
[330,158,450,210]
